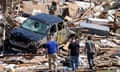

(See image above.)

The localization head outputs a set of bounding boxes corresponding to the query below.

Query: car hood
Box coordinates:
[10,27,46,41]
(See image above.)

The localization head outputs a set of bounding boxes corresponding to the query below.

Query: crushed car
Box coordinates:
[4,13,73,54]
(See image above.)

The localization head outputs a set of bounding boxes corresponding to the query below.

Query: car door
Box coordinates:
[49,22,68,44]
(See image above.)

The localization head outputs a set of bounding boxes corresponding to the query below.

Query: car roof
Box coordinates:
[29,13,63,25]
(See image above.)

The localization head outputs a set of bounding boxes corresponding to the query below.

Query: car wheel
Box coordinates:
[29,46,37,54]
[4,39,11,53]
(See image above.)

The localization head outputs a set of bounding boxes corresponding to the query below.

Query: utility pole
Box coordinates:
[0,0,6,56]
[0,0,12,56]
[0,0,6,15]
[1,0,13,17]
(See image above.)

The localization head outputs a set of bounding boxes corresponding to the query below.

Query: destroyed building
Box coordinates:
[0,0,119,72]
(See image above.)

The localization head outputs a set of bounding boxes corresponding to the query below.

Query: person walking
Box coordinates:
[85,35,96,70]
[45,35,58,71]
[68,36,80,71]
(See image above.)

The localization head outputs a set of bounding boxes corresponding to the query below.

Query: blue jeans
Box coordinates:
[70,56,79,70]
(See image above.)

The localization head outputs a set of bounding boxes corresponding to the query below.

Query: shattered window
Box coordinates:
[21,19,49,34]
[58,22,64,31]
[50,24,56,34]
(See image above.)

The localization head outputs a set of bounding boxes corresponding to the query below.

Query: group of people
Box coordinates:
[45,34,96,71]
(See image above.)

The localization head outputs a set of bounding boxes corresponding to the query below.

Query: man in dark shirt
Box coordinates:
[85,35,96,70]
[68,36,80,71]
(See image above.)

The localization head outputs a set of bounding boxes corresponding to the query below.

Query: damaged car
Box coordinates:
[4,13,72,54]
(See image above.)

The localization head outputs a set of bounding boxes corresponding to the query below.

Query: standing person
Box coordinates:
[85,35,96,70]
[49,1,57,15]
[68,36,80,71]
[45,35,58,71]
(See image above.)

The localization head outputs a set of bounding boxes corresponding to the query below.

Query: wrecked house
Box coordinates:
[0,0,120,72]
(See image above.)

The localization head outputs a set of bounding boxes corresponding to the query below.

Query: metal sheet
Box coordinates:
[80,22,110,32]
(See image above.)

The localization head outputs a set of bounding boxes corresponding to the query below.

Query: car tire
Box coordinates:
[4,39,11,53]
[29,46,37,54]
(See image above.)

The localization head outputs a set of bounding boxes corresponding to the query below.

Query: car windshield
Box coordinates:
[21,19,49,34]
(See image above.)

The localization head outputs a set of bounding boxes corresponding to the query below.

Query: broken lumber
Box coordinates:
[109,32,120,37]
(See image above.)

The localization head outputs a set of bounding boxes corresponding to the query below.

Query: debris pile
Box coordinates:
[0,0,120,72]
